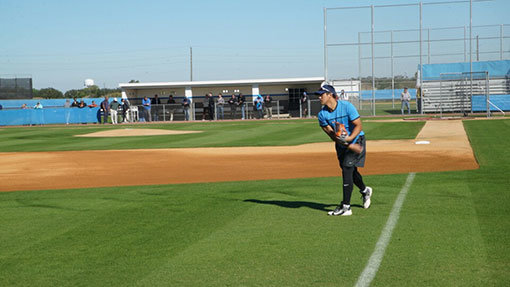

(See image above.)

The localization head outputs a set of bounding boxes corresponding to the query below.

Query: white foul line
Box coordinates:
[355,172,416,287]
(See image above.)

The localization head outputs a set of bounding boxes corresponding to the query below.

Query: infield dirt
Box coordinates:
[0,120,478,192]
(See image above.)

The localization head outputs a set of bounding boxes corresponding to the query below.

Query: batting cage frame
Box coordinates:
[323,0,509,117]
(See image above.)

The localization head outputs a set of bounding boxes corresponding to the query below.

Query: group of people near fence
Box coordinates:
[97,96,131,124]
[139,94,185,122]
[137,93,275,122]
[202,93,274,121]
[6,93,277,125]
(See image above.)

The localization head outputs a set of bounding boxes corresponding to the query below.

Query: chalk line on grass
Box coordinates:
[355,172,416,287]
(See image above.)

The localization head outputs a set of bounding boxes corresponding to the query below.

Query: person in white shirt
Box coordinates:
[340,89,349,101]
[401,87,411,115]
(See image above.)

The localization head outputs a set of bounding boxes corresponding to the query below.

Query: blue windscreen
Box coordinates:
[420,60,510,81]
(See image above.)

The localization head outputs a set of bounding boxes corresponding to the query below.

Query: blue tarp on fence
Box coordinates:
[420,60,510,81]
[472,94,510,112]
[0,108,101,126]
[0,98,105,109]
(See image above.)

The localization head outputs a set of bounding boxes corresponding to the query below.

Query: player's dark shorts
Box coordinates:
[335,135,366,168]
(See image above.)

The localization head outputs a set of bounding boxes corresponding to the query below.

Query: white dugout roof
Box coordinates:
[119,77,324,90]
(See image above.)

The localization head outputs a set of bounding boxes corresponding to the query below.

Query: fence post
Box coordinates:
[464,26,467,62]
[486,71,491,118]
[427,28,431,64]
[370,4,375,116]
[299,99,302,118]
[277,100,280,119]
[500,24,504,60]
[162,104,166,121]
[440,75,443,119]
[307,99,311,118]
[358,32,362,111]
[391,30,395,109]
[419,1,423,117]
[192,102,196,121]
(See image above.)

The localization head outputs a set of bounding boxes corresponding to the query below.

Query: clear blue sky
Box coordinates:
[0,0,508,92]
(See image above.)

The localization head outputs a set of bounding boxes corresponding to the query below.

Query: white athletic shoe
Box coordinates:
[361,187,373,209]
[328,204,352,216]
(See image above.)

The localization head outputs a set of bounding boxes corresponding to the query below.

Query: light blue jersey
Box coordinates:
[318,100,364,146]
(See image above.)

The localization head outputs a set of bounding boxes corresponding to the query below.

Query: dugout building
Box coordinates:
[119,77,325,118]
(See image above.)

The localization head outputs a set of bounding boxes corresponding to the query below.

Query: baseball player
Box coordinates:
[315,84,372,216]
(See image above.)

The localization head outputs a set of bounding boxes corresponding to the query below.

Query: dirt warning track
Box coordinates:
[0,120,478,192]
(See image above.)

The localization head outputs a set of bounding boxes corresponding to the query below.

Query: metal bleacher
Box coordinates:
[420,60,510,114]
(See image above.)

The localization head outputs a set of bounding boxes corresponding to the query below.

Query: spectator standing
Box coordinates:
[100,96,110,124]
[228,94,237,119]
[340,89,349,101]
[142,96,151,122]
[301,92,309,118]
[401,87,411,115]
[121,98,130,123]
[264,94,273,119]
[238,93,246,120]
[217,93,225,120]
[63,100,71,125]
[34,102,43,109]
[21,103,29,109]
[255,95,264,119]
[202,94,210,121]
[182,97,191,121]
[110,98,120,124]
[208,92,215,120]
[89,101,98,108]
[168,95,176,121]
[0,103,2,110]
[151,94,161,121]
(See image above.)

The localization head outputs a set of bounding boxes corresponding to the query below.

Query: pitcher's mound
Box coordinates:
[76,129,202,137]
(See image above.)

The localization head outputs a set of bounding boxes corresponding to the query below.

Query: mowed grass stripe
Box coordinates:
[0,175,408,286]
[369,119,510,286]
[0,120,425,152]
[462,119,510,285]
[371,171,491,286]
[356,172,416,287]
[0,184,254,286]
[136,175,409,286]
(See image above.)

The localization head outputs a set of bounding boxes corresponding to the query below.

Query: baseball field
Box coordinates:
[0,118,508,286]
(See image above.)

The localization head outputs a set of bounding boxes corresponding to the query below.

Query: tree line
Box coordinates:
[32,80,141,99]
[32,85,122,99]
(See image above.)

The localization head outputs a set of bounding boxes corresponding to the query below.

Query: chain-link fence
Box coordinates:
[133,100,287,122]
[324,1,510,117]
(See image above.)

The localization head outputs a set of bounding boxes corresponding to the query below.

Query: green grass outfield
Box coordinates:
[0,119,508,286]
[0,119,423,152]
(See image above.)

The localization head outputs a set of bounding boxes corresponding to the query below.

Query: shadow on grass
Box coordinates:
[244,199,363,212]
